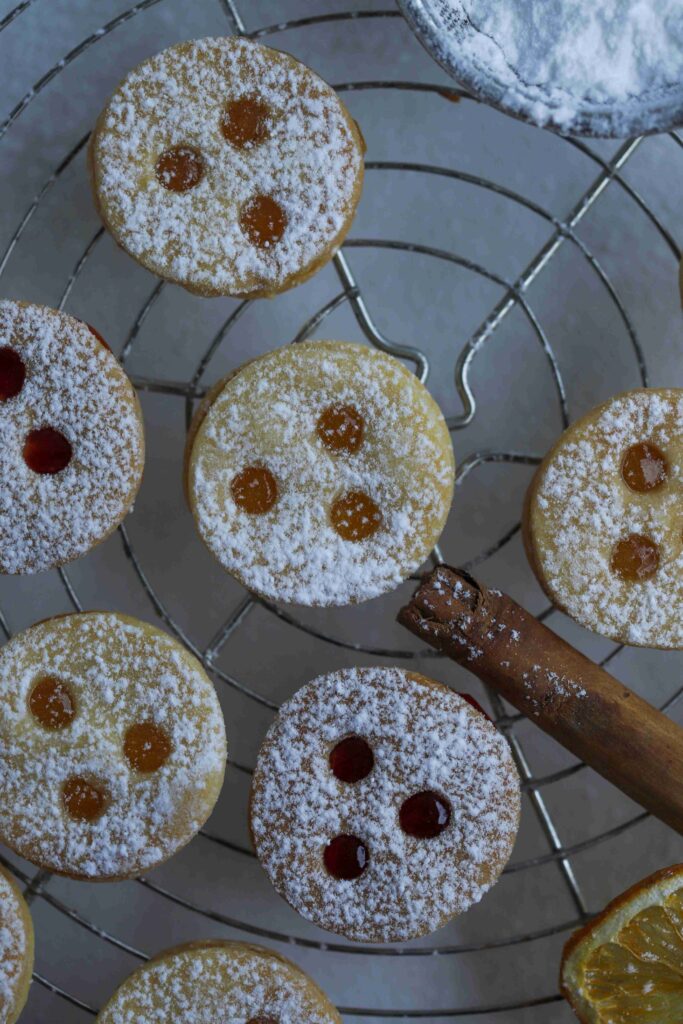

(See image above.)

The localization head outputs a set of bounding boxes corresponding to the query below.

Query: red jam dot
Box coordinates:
[399,790,451,839]
[621,441,668,493]
[329,736,374,783]
[610,533,659,582]
[23,427,72,475]
[231,466,278,514]
[323,834,368,880]
[0,347,26,400]
[458,692,491,721]
[330,490,382,541]
[155,145,204,192]
[29,677,76,730]
[221,96,271,149]
[124,722,172,773]
[62,776,108,822]
[316,404,365,454]
[240,194,287,248]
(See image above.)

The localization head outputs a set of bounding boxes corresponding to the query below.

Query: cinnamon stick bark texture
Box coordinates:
[398,565,683,837]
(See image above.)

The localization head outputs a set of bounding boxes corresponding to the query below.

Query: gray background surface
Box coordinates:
[1,1,682,1021]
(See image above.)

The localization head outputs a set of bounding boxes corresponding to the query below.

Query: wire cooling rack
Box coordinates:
[1,1,683,1021]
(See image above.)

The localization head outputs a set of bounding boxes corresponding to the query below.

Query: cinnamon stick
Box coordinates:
[398,565,683,836]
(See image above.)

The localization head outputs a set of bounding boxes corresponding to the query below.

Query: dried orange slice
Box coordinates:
[561,864,683,1022]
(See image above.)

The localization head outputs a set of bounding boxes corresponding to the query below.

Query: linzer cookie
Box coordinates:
[250,667,520,942]
[0,613,226,880]
[0,865,34,1024]
[524,388,683,648]
[89,36,364,297]
[96,940,340,1024]
[185,341,455,606]
[0,300,144,575]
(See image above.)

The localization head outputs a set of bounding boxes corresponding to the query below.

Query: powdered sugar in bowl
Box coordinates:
[399,0,683,137]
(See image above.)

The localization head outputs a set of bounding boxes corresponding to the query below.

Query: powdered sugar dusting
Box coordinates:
[188,342,454,606]
[418,0,683,134]
[91,36,363,296]
[0,301,144,575]
[0,613,227,879]
[0,869,28,1015]
[529,389,683,647]
[250,667,520,942]
[97,942,339,1023]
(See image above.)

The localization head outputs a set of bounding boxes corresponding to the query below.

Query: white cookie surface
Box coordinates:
[251,667,520,942]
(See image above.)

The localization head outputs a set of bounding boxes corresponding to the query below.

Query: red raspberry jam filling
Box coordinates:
[323,834,368,880]
[329,735,374,783]
[399,790,451,839]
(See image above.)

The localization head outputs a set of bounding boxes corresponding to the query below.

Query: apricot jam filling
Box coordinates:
[221,96,271,149]
[330,491,382,541]
[155,145,204,192]
[29,677,76,730]
[231,466,278,514]
[610,533,659,582]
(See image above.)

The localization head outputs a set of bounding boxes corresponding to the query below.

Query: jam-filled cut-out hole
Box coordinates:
[0,347,26,401]
[62,776,109,822]
[324,834,368,880]
[155,145,205,192]
[399,790,451,839]
[246,1017,279,1024]
[23,427,72,475]
[610,533,659,582]
[330,490,382,541]
[231,466,278,514]
[221,96,271,149]
[124,721,172,773]
[240,194,287,248]
[621,441,668,493]
[329,735,374,783]
[317,404,365,454]
[29,677,76,730]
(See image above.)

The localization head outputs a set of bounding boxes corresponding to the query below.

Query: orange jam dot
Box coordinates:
[231,466,278,515]
[621,441,668,493]
[316,405,365,454]
[23,427,72,474]
[240,194,287,248]
[0,347,25,400]
[29,677,76,730]
[610,533,659,582]
[62,776,108,822]
[155,145,204,192]
[221,96,271,148]
[124,722,172,773]
[330,491,382,541]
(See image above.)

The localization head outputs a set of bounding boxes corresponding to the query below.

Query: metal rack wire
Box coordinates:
[0,0,682,1020]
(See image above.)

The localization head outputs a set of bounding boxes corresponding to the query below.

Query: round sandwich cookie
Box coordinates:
[89,36,364,298]
[0,612,227,880]
[95,940,341,1023]
[250,667,520,942]
[524,388,683,648]
[185,341,455,607]
[0,865,34,1024]
[0,300,144,575]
